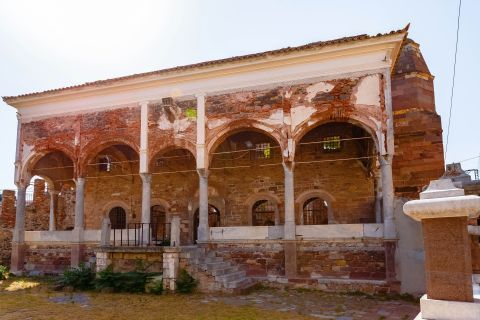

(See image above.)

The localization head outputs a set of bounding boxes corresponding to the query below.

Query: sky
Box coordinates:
[0,0,479,190]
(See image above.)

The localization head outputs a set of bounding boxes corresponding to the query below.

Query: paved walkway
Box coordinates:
[203,289,420,320]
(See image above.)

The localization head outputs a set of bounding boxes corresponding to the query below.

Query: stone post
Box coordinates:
[170,215,181,247]
[71,177,85,267]
[163,248,180,291]
[283,162,296,240]
[140,173,152,244]
[48,190,59,231]
[283,162,297,277]
[100,217,111,247]
[11,184,27,275]
[197,169,209,242]
[379,155,397,283]
[404,179,480,320]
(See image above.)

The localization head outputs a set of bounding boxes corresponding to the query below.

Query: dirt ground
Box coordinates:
[0,278,419,320]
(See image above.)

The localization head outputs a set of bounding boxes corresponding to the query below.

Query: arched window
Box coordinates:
[151,205,167,241]
[252,200,276,226]
[194,204,221,241]
[303,197,328,225]
[109,207,126,229]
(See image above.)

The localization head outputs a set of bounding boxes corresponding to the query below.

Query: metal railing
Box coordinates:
[112,222,171,247]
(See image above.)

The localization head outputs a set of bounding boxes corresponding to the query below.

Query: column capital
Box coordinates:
[139,100,150,107]
[194,93,206,98]
[140,172,152,184]
[48,190,60,196]
[282,161,295,172]
[197,169,209,178]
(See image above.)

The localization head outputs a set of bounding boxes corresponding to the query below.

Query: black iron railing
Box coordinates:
[112,222,171,247]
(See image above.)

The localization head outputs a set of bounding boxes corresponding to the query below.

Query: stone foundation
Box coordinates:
[24,244,71,274]
[95,247,164,273]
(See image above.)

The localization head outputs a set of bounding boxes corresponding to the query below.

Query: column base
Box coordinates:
[284,242,297,278]
[384,239,397,282]
[71,243,85,268]
[416,293,480,320]
[10,242,26,275]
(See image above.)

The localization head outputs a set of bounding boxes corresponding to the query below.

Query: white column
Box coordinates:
[48,190,58,231]
[374,170,383,223]
[139,101,149,173]
[197,170,209,242]
[283,163,296,240]
[170,215,181,247]
[140,173,152,224]
[73,177,85,242]
[380,155,396,239]
[12,184,27,243]
[195,93,209,242]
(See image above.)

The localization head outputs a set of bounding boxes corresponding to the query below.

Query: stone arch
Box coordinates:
[150,198,170,222]
[149,140,196,169]
[149,145,196,173]
[296,190,336,224]
[293,116,380,156]
[206,119,286,165]
[101,200,131,219]
[78,136,140,176]
[21,148,75,190]
[246,192,281,226]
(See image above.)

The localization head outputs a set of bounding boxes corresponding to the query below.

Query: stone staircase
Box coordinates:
[181,246,256,293]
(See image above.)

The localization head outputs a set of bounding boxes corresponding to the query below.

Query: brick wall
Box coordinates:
[209,241,285,277]
[392,39,445,198]
[297,239,386,280]
[24,244,71,274]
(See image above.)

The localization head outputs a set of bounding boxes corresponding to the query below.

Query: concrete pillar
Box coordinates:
[100,217,111,247]
[374,170,383,223]
[11,184,27,275]
[140,173,152,245]
[283,163,295,240]
[380,155,395,238]
[71,177,85,267]
[197,169,209,242]
[170,215,181,247]
[48,190,59,231]
[404,179,480,319]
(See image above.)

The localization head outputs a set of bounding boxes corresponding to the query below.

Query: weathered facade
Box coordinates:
[1,26,447,293]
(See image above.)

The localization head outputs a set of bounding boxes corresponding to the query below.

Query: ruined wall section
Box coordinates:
[148,98,197,160]
[392,39,445,199]
[205,74,385,224]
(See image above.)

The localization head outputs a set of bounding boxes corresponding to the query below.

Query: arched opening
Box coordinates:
[151,205,167,242]
[302,197,328,225]
[193,204,221,241]
[252,199,276,226]
[85,143,139,229]
[25,150,75,231]
[109,207,126,229]
[209,129,283,227]
[295,122,377,224]
[150,147,197,244]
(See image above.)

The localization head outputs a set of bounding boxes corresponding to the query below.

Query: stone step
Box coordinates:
[203,261,231,271]
[198,256,223,264]
[210,266,238,276]
[224,277,254,289]
[215,270,246,283]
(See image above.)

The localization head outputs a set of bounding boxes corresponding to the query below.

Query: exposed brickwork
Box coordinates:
[208,242,285,277]
[297,240,386,280]
[392,39,445,198]
[1,190,16,229]
[24,244,71,274]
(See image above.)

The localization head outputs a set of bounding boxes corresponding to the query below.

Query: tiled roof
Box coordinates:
[3,25,409,103]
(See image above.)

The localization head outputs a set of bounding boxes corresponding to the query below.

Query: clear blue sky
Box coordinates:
[0,0,478,189]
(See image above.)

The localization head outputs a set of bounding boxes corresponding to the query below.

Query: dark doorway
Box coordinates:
[303,197,328,225]
[109,207,126,229]
[193,204,221,242]
[151,205,167,241]
[252,200,276,226]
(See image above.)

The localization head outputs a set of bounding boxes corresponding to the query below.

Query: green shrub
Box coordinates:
[58,264,95,290]
[0,265,10,280]
[175,269,197,293]
[95,266,156,293]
